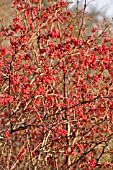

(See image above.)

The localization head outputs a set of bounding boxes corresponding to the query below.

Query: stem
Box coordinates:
[63,62,71,167]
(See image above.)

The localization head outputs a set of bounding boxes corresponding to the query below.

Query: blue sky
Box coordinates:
[68,0,113,20]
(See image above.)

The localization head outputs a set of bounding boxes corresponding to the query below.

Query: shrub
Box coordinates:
[0,0,113,169]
